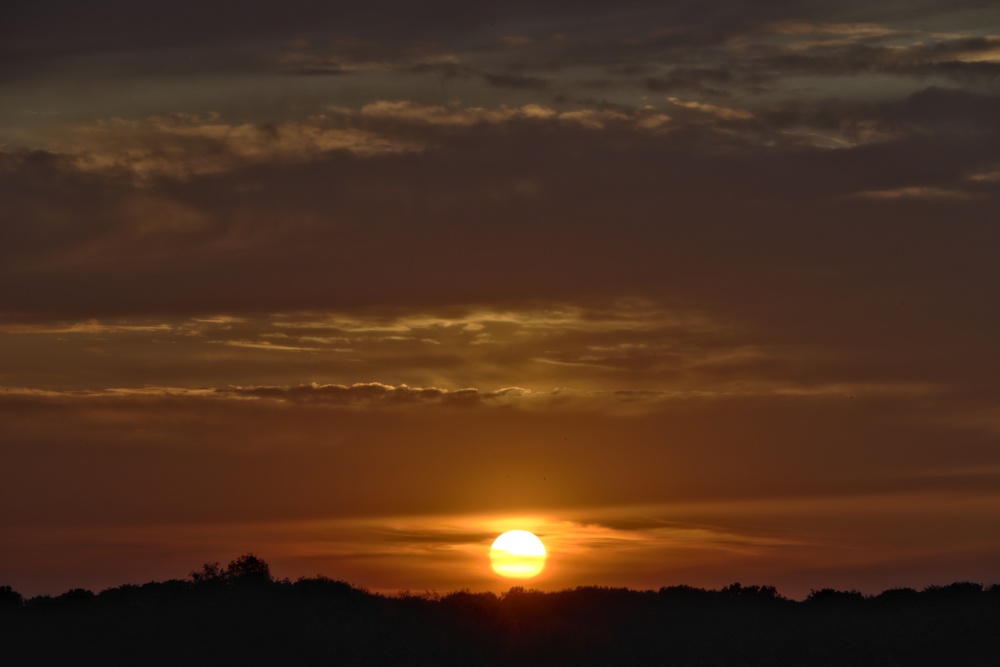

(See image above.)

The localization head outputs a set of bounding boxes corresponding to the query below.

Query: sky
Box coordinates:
[2,0,1000,599]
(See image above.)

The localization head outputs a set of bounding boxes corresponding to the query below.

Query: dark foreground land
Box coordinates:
[2,556,999,666]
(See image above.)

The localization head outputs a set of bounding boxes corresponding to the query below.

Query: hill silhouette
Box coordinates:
[2,555,998,665]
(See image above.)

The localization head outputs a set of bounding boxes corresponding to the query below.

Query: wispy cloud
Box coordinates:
[0,320,175,334]
[65,114,424,179]
[667,97,753,120]
[851,185,981,200]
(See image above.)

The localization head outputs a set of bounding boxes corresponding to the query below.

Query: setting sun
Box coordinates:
[490,530,547,579]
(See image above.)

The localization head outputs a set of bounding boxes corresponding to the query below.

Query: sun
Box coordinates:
[490,530,547,579]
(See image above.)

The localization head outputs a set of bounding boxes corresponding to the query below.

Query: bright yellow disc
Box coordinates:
[490,530,546,578]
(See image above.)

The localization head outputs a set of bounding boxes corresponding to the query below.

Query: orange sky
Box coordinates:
[2,0,1000,598]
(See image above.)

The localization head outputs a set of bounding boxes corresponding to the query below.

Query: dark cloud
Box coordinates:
[221,383,526,407]
[278,67,353,77]
[481,72,551,89]
[7,0,994,89]
[890,86,1000,128]
[757,41,1000,83]
[405,61,552,90]
[3,88,998,332]
[643,68,739,95]
[408,62,478,79]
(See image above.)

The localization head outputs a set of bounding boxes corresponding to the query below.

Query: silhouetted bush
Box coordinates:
[224,553,272,583]
[804,587,865,605]
[0,585,23,609]
[56,588,97,605]
[720,582,785,602]
[873,587,919,604]
[190,552,272,587]
[292,574,366,599]
[922,581,982,599]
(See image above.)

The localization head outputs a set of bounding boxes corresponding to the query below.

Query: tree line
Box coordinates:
[2,555,999,665]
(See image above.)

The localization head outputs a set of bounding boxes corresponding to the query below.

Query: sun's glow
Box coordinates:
[490,530,547,578]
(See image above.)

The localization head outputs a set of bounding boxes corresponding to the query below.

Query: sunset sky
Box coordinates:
[3,0,1000,599]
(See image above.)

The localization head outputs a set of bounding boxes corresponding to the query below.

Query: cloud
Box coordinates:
[277,66,353,76]
[744,31,1000,83]
[631,24,1000,102]
[643,68,741,96]
[72,114,425,178]
[0,319,174,334]
[481,72,551,89]
[851,185,982,200]
[356,100,558,125]
[0,377,939,413]
[763,21,904,39]
[3,60,1000,410]
[351,100,672,132]
[405,62,552,89]
[220,340,326,352]
[667,98,753,120]
[219,382,530,406]
[275,38,461,74]
[967,168,1000,182]
[4,100,693,183]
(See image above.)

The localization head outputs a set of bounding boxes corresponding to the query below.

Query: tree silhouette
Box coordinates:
[3,559,999,666]
[224,553,271,583]
[190,553,272,586]
[0,585,23,609]
[190,561,225,584]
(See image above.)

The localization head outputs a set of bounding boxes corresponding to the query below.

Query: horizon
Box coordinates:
[8,556,998,665]
[3,1,1000,600]
[8,551,1000,603]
